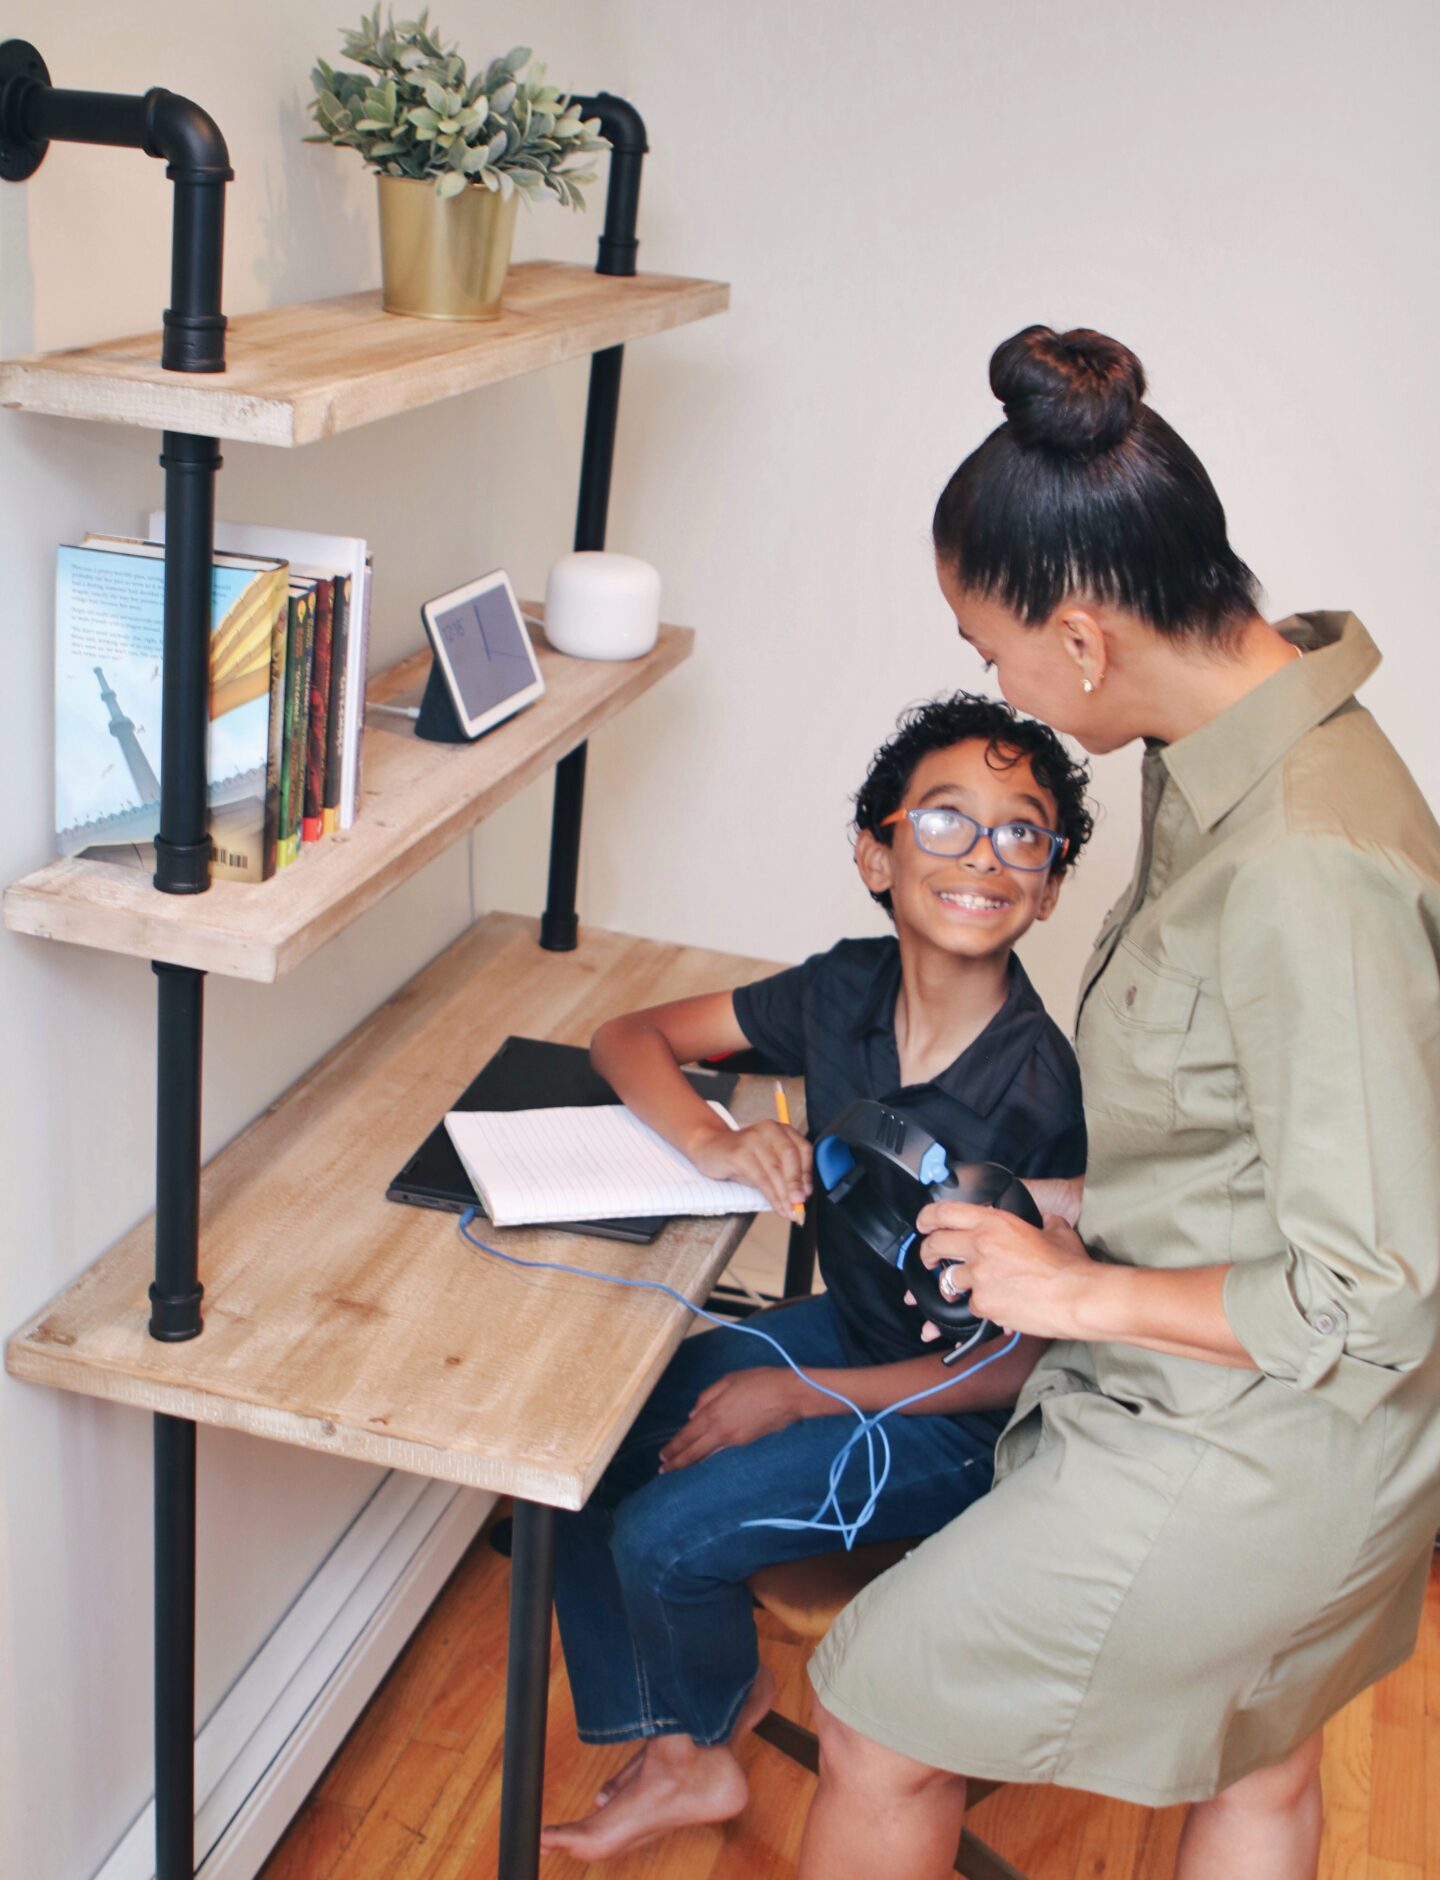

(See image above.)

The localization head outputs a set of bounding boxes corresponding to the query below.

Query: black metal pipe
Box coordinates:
[498,1500,557,1879]
[538,96,646,953]
[150,962,205,1340]
[154,1413,197,1880]
[155,432,221,894]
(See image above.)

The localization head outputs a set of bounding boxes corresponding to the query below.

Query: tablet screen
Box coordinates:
[432,583,536,723]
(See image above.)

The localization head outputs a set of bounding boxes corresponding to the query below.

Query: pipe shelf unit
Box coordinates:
[0,40,726,1879]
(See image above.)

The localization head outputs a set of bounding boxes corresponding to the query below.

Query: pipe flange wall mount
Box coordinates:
[0,40,50,181]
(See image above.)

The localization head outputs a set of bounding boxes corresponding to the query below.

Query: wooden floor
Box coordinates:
[260,1518,1440,1880]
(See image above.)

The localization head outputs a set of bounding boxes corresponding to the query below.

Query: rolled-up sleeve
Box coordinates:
[1218,834,1440,1422]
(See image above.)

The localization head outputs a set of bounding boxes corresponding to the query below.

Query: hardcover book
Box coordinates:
[57,541,288,881]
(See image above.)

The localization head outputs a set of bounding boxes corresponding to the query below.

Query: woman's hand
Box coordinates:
[912,1203,1096,1342]
[659,1369,813,1472]
[688,1120,812,1219]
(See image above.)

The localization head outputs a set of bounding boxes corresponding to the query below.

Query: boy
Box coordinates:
[541,694,1092,1862]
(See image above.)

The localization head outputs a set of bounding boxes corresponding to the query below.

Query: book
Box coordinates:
[303,577,334,845]
[148,514,369,831]
[57,540,289,880]
[322,572,351,835]
[341,554,374,829]
[442,1102,773,1228]
[260,576,289,879]
[277,581,316,868]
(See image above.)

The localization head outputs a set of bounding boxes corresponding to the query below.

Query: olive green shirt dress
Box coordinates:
[810,613,1440,1804]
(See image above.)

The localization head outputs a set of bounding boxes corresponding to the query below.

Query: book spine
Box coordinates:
[340,554,373,830]
[290,589,317,858]
[302,577,333,845]
[276,591,305,868]
[258,583,288,880]
[322,574,351,836]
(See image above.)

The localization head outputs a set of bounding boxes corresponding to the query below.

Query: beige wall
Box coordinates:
[1,3,1435,1873]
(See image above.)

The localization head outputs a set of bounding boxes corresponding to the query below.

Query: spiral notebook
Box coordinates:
[443,1101,774,1228]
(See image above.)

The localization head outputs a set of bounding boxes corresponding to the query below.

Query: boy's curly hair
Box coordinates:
[854,693,1094,915]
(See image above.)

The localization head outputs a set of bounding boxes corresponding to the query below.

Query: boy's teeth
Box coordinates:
[940,890,1007,910]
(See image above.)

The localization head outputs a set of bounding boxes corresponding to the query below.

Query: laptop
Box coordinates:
[385,1035,739,1244]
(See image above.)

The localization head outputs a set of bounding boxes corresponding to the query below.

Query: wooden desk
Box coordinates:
[8,911,794,1867]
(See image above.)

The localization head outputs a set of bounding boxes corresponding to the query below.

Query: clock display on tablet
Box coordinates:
[432,585,537,721]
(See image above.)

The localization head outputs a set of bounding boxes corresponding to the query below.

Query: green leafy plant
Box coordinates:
[307,9,608,204]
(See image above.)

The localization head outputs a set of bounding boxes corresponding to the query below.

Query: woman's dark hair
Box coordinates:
[854,693,1093,914]
[932,325,1260,638]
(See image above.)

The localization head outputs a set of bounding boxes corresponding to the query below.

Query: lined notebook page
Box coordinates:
[443,1102,773,1226]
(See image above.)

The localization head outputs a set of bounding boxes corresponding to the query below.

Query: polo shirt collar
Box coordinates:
[1159,612,1379,834]
[851,945,1047,1119]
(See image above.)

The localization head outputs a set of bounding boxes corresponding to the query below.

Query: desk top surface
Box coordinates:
[6,914,793,1508]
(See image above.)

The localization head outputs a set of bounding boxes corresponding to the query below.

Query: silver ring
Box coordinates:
[938,1263,965,1302]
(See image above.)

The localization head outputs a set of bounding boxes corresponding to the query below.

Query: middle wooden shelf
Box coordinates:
[4,621,692,982]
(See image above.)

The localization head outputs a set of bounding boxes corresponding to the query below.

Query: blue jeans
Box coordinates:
[552,1294,1003,1747]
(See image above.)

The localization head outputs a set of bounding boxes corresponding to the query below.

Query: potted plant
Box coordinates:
[307,9,609,320]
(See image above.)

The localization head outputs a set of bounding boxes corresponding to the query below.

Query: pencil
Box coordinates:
[774,1082,805,1224]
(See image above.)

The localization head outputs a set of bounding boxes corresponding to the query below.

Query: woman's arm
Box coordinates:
[592,991,812,1218]
[660,1333,1048,1472]
[913,1208,1252,1367]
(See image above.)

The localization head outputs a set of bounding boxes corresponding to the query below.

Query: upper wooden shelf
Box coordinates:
[4,619,691,982]
[0,261,729,446]
[6,914,792,1508]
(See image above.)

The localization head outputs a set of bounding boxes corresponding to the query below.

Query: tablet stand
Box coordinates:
[414,660,472,743]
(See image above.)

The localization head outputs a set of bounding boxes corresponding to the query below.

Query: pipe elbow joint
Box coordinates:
[144,87,232,181]
[578,91,647,156]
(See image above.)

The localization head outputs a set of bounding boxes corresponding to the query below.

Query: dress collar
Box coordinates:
[1158,612,1380,834]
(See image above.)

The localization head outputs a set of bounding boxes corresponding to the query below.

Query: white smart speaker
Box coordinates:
[543,551,661,661]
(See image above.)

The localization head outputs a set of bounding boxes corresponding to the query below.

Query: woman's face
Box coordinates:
[935,556,1128,754]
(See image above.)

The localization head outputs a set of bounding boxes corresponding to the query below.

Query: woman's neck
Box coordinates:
[1132,613,1299,745]
[891,930,1011,1088]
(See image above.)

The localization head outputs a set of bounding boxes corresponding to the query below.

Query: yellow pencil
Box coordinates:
[774,1082,805,1224]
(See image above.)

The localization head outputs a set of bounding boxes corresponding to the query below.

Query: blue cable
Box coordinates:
[457,1207,1021,1551]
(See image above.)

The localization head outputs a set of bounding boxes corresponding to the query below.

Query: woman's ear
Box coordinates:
[854,828,894,898]
[1055,604,1108,692]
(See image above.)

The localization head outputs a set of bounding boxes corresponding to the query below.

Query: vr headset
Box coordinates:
[813,1099,1041,1353]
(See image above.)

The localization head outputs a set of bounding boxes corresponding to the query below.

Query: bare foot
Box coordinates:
[592,1665,775,1809]
[594,1742,647,1809]
[541,1737,749,1861]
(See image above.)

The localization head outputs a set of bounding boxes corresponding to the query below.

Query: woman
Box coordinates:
[799,327,1440,1880]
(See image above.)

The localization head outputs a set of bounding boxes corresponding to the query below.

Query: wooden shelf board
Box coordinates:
[0,262,728,446]
[5,619,691,981]
[5,914,793,1508]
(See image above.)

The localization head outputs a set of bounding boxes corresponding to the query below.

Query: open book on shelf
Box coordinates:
[443,1101,774,1227]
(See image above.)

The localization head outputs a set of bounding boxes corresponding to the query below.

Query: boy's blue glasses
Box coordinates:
[882,805,1068,872]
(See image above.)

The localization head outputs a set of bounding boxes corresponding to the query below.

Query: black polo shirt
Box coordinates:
[733,937,1086,1367]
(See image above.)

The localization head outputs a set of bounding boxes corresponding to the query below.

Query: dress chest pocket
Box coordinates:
[1079,936,1201,1132]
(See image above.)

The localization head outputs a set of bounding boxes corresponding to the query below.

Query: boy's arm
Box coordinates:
[659,1333,1047,1472]
[592,991,812,1218]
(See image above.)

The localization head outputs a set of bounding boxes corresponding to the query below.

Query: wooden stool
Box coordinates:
[749,1542,1030,1880]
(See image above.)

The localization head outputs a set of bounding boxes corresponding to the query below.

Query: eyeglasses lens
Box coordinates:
[913,809,1055,870]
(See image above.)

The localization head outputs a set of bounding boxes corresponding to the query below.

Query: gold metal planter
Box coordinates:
[376,175,519,321]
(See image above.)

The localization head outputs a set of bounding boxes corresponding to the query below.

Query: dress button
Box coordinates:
[1313,1312,1339,1336]
[1125,985,1137,1008]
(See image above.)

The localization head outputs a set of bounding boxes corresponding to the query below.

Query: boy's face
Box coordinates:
[856,738,1064,959]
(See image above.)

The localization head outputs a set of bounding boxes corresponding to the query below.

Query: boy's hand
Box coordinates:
[687,1121,812,1220]
[659,1369,814,1471]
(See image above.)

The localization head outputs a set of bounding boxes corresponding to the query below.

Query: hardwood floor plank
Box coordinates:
[258,1799,362,1880]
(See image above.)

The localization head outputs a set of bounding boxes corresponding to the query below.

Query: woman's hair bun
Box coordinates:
[989,325,1145,457]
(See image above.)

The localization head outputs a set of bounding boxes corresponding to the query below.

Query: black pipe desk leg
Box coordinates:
[154,1412,197,1880]
[539,743,587,952]
[498,1499,557,1879]
[150,962,205,1339]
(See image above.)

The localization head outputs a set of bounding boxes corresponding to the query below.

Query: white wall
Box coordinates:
[1,3,1435,1875]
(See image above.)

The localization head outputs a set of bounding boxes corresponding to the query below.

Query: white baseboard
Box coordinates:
[95,1472,495,1880]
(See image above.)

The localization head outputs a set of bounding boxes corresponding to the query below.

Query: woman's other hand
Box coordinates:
[911,1203,1095,1341]
[688,1120,813,1219]
[659,1369,813,1471]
